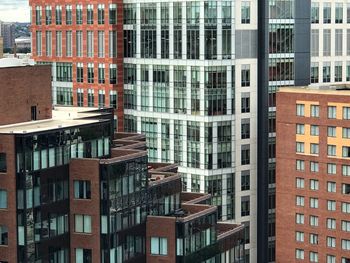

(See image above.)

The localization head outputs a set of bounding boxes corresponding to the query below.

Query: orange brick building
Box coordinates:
[276,86,350,263]
[30,0,124,130]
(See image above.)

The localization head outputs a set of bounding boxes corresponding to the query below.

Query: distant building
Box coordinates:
[276,85,350,263]
[0,22,15,50]
[15,36,31,52]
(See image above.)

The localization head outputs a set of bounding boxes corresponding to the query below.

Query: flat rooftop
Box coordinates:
[0,106,105,135]
[279,84,350,96]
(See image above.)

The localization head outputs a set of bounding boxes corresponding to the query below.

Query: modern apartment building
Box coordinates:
[30,0,124,130]
[122,1,258,261]
[276,85,350,263]
[0,63,244,262]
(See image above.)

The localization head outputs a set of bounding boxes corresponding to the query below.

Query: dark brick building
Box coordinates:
[0,65,244,263]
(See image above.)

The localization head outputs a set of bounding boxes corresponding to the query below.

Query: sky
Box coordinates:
[0,0,30,23]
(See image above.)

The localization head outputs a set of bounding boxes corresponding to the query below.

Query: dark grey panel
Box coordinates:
[294,0,311,86]
[235,30,258,59]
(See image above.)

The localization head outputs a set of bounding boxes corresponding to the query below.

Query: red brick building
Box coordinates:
[276,86,350,263]
[30,0,124,130]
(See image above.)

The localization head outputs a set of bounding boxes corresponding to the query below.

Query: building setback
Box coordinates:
[276,86,350,263]
[30,0,124,131]
[0,64,244,262]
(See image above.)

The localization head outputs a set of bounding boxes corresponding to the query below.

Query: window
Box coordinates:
[296,196,305,206]
[310,162,319,172]
[296,124,305,135]
[87,63,94,84]
[87,4,93,24]
[310,198,318,208]
[328,106,337,119]
[327,255,336,263]
[335,63,343,82]
[66,31,72,57]
[328,163,336,174]
[311,105,319,117]
[296,104,305,116]
[343,146,350,158]
[310,143,319,155]
[76,248,92,263]
[336,3,343,23]
[109,4,117,24]
[0,190,7,209]
[241,171,250,191]
[328,145,336,156]
[55,6,62,25]
[76,63,83,83]
[296,178,304,189]
[110,91,117,109]
[151,237,168,255]
[311,3,319,23]
[46,31,52,56]
[296,249,304,259]
[241,65,250,86]
[310,125,319,136]
[328,182,336,193]
[342,221,350,232]
[328,126,336,137]
[241,96,250,113]
[310,215,319,227]
[74,181,91,199]
[343,183,350,194]
[342,240,350,250]
[109,64,117,84]
[36,6,42,25]
[66,5,72,25]
[343,165,350,176]
[241,196,250,216]
[76,31,83,57]
[323,63,331,82]
[109,31,117,58]
[296,142,304,153]
[77,89,83,107]
[310,179,319,190]
[343,202,350,213]
[310,252,318,262]
[88,89,94,107]
[344,128,350,138]
[76,4,83,24]
[344,107,350,119]
[296,231,304,242]
[311,64,319,83]
[241,119,250,139]
[324,3,331,23]
[0,153,6,172]
[296,213,304,224]
[98,64,105,84]
[0,225,8,245]
[87,31,94,57]
[74,215,92,233]
[241,145,250,165]
[310,234,318,244]
[327,200,336,211]
[45,6,51,25]
[98,90,105,108]
[327,218,336,229]
[241,1,250,24]
[98,31,105,58]
[98,4,105,24]
[296,160,305,171]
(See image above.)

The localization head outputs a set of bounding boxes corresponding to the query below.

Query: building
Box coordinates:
[0,64,244,262]
[15,36,31,53]
[30,1,124,131]
[29,1,257,261]
[0,22,15,50]
[276,85,350,263]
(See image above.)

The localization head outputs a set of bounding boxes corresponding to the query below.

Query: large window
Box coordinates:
[150,237,168,255]
[0,153,6,172]
[75,215,92,233]
[0,225,8,245]
[76,248,92,263]
[241,1,250,24]
[74,180,91,199]
[0,190,7,209]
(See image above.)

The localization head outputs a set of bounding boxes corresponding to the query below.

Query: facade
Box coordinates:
[29,0,124,131]
[0,63,244,262]
[122,1,258,261]
[276,86,350,263]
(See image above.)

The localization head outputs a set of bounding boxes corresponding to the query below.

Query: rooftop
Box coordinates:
[279,84,350,95]
[0,57,34,68]
[0,106,106,135]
